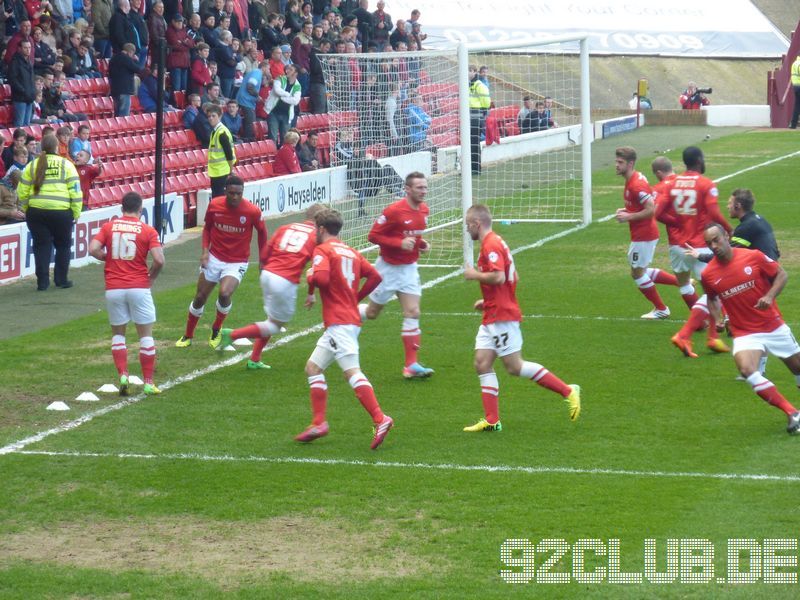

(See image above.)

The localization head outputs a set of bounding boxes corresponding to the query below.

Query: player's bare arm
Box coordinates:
[88,239,106,261]
[473,299,484,311]
[464,266,505,285]
[616,198,654,223]
[400,236,417,251]
[149,247,165,282]
[200,247,210,268]
[756,265,787,310]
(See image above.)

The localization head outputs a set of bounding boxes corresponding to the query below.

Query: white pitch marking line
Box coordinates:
[2,149,797,458]
[13,449,800,484]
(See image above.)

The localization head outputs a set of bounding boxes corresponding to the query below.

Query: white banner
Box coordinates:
[0,193,183,284]
[399,0,789,57]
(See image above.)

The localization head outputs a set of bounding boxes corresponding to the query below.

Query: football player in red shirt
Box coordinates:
[363,171,434,378]
[701,223,800,434]
[614,147,678,319]
[89,192,165,396]
[176,176,268,349]
[667,147,733,357]
[295,209,394,450]
[462,204,581,432]
[219,203,328,369]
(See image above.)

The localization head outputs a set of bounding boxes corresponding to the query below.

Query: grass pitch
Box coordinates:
[2,129,800,598]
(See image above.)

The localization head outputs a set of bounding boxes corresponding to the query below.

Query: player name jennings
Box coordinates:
[500,538,799,584]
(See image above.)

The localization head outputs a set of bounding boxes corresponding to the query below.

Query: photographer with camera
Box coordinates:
[679,81,711,110]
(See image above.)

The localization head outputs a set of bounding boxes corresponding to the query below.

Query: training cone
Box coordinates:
[128,375,144,385]
[97,384,119,393]
[75,392,99,402]
[46,401,70,411]
[232,338,252,346]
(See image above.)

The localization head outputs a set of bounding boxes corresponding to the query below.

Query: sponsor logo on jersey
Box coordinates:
[721,280,755,299]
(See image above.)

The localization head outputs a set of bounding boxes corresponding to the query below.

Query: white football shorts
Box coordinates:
[309,324,362,371]
[261,270,298,323]
[201,252,249,284]
[733,324,800,359]
[369,257,422,305]
[105,288,156,326]
[627,240,658,269]
[474,321,523,357]
[669,244,712,278]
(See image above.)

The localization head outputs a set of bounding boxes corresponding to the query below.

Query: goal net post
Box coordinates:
[317,34,591,267]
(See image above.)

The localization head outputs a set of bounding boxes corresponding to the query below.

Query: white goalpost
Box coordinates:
[317,34,591,267]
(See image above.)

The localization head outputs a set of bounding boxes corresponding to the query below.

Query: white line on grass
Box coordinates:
[2,148,797,458]
[14,449,800,484]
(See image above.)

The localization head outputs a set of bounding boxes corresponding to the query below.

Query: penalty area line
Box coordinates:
[13,449,800,484]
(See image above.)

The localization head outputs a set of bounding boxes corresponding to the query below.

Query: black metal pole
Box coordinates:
[154,39,166,243]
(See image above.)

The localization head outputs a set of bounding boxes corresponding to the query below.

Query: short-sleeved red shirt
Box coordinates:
[367,198,429,265]
[662,171,726,247]
[202,196,268,263]
[264,220,317,284]
[701,248,784,337]
[623,171,659,242]
[478,231,522,325]
[311,239,378,327]
[93,216,161,290]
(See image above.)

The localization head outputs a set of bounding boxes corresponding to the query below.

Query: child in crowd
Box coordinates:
[56,126,73,160]
[183,93,202,128]
[3,147,29,184]
[75,150,103,209]
[70,125,93,163]
[221,99,242,141]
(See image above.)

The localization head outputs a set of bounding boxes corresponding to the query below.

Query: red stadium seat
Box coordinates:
[173,91,186,109]
[430,114,459,135]
[0,106,12,126]
[364,143,387,159]
[429,132,459,148]
[252,120,268,140]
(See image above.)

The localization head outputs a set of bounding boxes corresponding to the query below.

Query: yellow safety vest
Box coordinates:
[791,57,800,87]
[469,79,491,110]
[17,154,82,220]
[208,123,236,178]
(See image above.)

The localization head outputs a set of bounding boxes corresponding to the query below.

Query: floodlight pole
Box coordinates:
[154,39,166,243]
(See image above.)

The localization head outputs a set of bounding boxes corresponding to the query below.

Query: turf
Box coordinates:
[1,128,800,598]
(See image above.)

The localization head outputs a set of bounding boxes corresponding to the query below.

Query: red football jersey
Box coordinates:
[310,239,379,327]
[663,171,728,247]
[623,171,659,242]
[653,173,682,245]
[77,164,101,204]
[478,231,522,325]
[701,248,784,337]
[93,215,161,290]
[367,198,429,265]
[263,220,317,284]
[202,196,268,263]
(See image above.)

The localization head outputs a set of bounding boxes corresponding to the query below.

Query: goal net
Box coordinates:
[317,36,590,266]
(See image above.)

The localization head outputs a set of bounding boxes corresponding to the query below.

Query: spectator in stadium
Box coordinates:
[108,42,141,116]
[406,91,432,152]
[248,0,269,45]
[205,102,236,196]
[280,42,294,69]
[2,129,29,170]
[0,171,25,225]
[516,95,533,133]
[32,89,58,124]
[284,0,304,39]
[679,81,710,110]
[165,14,193,94]
[235,60,270,142]
[183,93,201,127]
[213,29,238,98]
[267,43,284,78]
[297,131,320,171]
[191,100,213,145]
[69,124,93,162]
[221,98,242,140]
[17,134,82,291]
[240,42,259,73]
[198,11,217,46]
[56,126,73,159]
[89,192,165,396]
[370,0,390,51]
[543,96,558,127]
[128,0,149,66]
[10,40,36,127]
[273,130,301,175]
[201,81,223,105]
[186,12,202,42]
[5,19,35,66]
[629,91,653,110]
[260,12,286,54]
[32,25,56,73]
[4,147,29,182]
[291,18,312,94]
[384,81,402,152]
[223,0,242,39]
[65,40,101,77]
[518,98,553,133]
[388,18,407,49]
[25,135,39,160]
[138,64,178,112]
[468,64,489,174]
[92,0,114,57]
[74,149,102,207]
[108,0,137,53]
[190,42,212,93]
[265,63,301,147]
[790,55,800,129]
[308,37,330,114]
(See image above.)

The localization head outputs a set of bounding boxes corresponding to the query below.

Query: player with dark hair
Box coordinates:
[176,175,268,348]
[667,146,733,357]
[701,223,800,434]
[363,171,434,378]
[295,209,394,450]
[89,192,165,396]
[219,203,328,369]
[614,146,678,319]
[462,204,581,432]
